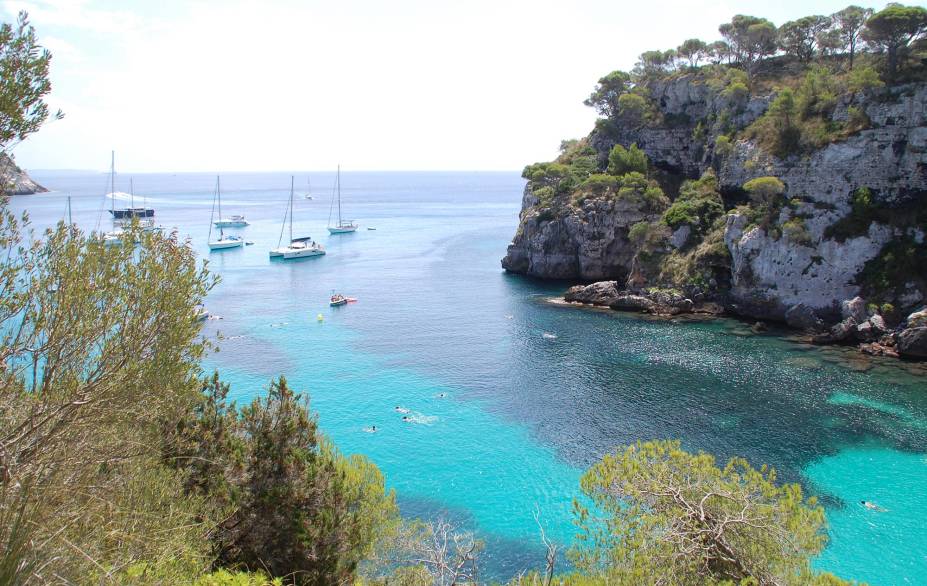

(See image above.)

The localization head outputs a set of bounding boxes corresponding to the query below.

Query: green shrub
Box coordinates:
[847,66,885,93]
[579,173,620,194]
[714,134,734,157]
[846,105,871,133]
[617,93,650,125]
[824,187,875,241]
[743,176,785,205]
[532,185,555,205]
[782,217,813,245]
[569,155,599,179]
[614,172,669,211]
[857,236,927,301]
[607,143,648,176]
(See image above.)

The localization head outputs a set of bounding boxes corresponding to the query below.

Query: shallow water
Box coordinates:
[12,170,927,584]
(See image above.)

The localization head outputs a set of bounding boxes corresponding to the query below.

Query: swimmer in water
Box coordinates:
[860,500,887,512]
[436,393,447,398]
[363,425,377,433]
[402,416,411,422]
[395,406,410,414]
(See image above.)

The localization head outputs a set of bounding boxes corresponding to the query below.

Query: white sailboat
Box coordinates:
[208,176,244,251]
[304,177,313,200]
[327,165,357,233]
[214,182,250,227]
[270,176,325,259]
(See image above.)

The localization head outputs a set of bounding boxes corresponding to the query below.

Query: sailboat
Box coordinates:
[119,179,158,232]
[102,153,127,246]
[214,180,250,227]
[106,151,154,219]
[270,176,325,259]
[208,176,244,251]
[304,177,313,200]
[327,165,357,234]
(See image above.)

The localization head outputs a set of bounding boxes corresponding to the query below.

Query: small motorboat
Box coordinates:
[330,293,348,306]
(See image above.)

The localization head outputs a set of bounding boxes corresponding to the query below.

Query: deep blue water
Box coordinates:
[10,170,927,584]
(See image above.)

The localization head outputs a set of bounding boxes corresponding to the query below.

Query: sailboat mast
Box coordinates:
[289,176,294,243]
[217,175,222,219]
[110,150,115,214]
[130,178,134,209]
[336,164,342,226]
[67,195,72,225]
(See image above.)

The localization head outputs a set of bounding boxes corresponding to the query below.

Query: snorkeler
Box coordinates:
[860,500,887,512]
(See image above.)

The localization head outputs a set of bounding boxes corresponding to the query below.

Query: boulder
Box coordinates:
[907,308,927,328]
[670,225,691,249]
[564,281,620,306]
[896,327,927,358]
[856,314,888,342]
[813,317,858,344]
[841,297,867,323]
[610,294,657,313]
[785,303,824,331]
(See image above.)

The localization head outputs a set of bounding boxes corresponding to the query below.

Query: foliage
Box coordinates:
[714,134,734,157]
[617,92,650,126]
[862,3,927,77]
[616,172,669,211]
[661,172,725,237]
[743,176,785,205]
[834,6,875,68]
[857,235,927,301]
[583,70,632,117]
[677,38,709,68]
[823,187,876,241]
[718,15,778,80]
[572,440,838,585]
[778,15,830,62]
[193,570,283,586]
[0,212,217,583]
[847,65,885,92]
[166,375,400,585]
[782,216,813,245]
[0,11,61,153]
[606,143,648,176]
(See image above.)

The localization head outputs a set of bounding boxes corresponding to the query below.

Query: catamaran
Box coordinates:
[213,179,250,227]
[327,165,357,233]
[208,176,244,251]
[270,176,325,259]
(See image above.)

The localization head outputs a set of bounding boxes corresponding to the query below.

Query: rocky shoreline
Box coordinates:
[561,281,927,361]
[1,153,46,195]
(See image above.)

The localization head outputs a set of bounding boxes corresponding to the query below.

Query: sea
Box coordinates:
[10,170,927,585]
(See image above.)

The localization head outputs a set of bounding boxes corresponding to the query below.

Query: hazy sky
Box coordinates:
[5,0,896,172]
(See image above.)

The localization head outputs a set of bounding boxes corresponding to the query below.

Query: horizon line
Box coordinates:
[26,168,526,175]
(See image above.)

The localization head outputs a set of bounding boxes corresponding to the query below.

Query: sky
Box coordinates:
[3,0,901,172]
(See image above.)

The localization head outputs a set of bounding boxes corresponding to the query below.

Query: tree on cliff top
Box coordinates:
[834,5,875,68]
[584,70,632,118]
[862,3,927,77]
[571,440,846,585]
[719,15,778,80]
[0,11,60,154]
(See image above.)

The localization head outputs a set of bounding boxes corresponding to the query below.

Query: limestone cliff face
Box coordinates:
[1,153,46,195]
[502,75,927,322]
[501,186,655,280]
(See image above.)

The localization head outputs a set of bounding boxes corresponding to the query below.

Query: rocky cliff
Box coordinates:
[1,153,46,195]
[502,69,927,357]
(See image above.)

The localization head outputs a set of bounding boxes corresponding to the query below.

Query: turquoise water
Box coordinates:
[12,170,927,583]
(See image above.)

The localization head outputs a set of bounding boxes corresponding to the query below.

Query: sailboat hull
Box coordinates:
[327,226,357,234]
[215,220,249,227]
[209,239,244,250]
[110,208,154,218]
